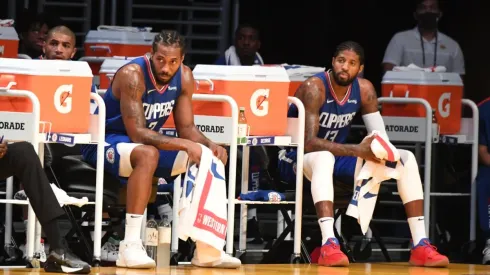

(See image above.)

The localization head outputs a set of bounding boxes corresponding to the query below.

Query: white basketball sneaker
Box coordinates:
[191,250,241,269]
[116,240,156,269]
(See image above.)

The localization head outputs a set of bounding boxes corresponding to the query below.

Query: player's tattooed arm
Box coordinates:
[298,77,359,157]
[359,78,380,115]
[116,65,191,151]
[174,65,213,147]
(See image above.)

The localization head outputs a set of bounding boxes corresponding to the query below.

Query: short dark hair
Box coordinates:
[235,23,260,39]
[16,9,62,34]
[152,30,186,55]
[333,41,365,65]
[47,25,76,44]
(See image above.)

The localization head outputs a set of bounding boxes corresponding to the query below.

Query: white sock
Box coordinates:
[124,213,143,242]
[408,216,427,244]
[318,217,335,244]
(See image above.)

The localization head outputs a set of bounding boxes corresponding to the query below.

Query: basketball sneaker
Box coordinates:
[318,238,349,267]
[44,248,91,274]
[409,238,449,267]
[191,250,241,268]
[483,239,490,264]
[116,240,156,269]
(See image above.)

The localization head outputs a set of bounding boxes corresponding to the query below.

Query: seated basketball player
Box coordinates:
[81,30,241,268]
[279,41,449,267]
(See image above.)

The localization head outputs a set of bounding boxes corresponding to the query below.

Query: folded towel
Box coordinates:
[238,190,286,202]
[282,64,326,77]
[346,131,403,234]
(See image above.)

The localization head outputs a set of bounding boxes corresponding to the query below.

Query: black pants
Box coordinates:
[0,142,64,224]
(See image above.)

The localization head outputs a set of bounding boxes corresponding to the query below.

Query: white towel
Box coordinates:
[178,144,227,262]
[0,19,14,27]
[224,45,264,65]
[346,131,404,234]
[50,184,89,207]
[393,63,446,73]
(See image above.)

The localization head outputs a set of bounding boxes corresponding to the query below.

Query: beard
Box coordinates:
[331,70,356,86]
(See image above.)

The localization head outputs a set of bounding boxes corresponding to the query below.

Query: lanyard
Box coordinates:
[420,30,438,67]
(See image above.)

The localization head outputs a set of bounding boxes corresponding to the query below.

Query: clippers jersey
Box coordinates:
[288,70,361,144]
[102,54,182,135]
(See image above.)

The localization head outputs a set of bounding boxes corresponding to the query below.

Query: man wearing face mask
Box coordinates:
[382,0,465,77]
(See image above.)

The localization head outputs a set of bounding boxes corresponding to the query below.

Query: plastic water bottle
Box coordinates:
[145,216,158,262]
[157,215,171,268]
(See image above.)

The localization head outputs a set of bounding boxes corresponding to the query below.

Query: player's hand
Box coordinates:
[0,141,7,159]
[357,135,381,164]
[208,143,228,165]
[185,142,203,166]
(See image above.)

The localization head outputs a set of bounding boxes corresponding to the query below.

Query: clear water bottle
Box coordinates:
[157,215,171,268]
[145,215,158,262]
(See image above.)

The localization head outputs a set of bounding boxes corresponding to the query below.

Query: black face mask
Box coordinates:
[417,12,439,30]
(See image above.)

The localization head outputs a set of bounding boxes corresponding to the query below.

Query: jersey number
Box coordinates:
[148,121,158,130]
[324,130,338,142]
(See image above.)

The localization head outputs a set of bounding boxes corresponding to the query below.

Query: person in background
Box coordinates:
[215,23,264,66]
[215,23,268,243]
[15,9,60,59]
[381,0,464,77]
[476,97,490,264]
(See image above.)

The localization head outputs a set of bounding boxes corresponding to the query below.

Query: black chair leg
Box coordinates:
[333,209,355,263]
[48,167,93,260]
[370,225,392,262]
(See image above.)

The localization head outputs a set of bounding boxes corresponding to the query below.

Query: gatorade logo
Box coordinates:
[438,92,451,118]
[54,84,73,114]
[250,88,269,117]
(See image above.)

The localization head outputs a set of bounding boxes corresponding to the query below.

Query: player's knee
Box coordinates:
[130,145,160,169]
[305,151,335,171]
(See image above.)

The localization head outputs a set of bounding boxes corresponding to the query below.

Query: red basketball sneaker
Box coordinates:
[318,238,349,267]
[409,238,449,267]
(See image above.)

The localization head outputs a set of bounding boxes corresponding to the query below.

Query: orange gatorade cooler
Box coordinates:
[165,65,291,136]
[99,58,133,89]
[381,71,463,134]
[283,64,325,97]
[84,26,156,75]
[0,58,93,133]
[0,27,19,58]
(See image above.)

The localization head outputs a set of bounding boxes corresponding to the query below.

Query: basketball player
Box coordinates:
[279,41,448,267]
[81,30,241,269]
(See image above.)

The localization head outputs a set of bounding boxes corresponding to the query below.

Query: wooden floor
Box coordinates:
[1,263,490,275]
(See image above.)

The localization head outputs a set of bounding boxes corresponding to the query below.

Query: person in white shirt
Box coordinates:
[382,0,465,76]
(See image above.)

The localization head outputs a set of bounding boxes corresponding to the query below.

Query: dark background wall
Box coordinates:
[239,0,489,103]
[1,0,488,102]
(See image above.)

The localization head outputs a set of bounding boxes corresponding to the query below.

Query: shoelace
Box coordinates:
[422,240,440,256]
[322,240,340,257]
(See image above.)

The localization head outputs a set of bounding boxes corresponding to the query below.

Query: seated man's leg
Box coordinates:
[0,142,90,273]
[99,135,184,269]
[302,152,354,267]
[396,149,448,267]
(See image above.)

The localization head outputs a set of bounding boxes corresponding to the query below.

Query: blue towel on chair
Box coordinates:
[239,190,285,202]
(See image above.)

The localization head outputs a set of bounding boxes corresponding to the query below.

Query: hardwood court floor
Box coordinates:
[1,263,490,275]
